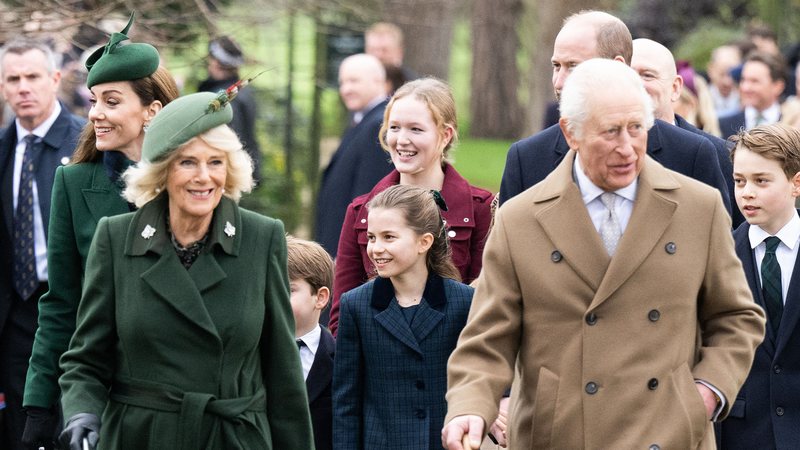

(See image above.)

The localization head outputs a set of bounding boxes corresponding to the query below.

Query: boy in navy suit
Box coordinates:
[286,236,335,450]
[718,123,800,449]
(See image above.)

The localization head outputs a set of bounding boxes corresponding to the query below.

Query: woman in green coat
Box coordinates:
[58,90,313,450]
[21,15,179,449]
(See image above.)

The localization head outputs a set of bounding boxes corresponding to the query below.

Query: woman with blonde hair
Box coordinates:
[21,15,179,449]
[328,77,494,336]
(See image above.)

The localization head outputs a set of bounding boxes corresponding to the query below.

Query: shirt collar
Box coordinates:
[745,103,781,126]
[15,102,61,144]
[749,211,800,250]
[298,324,321,356]
[353,95,388,124]
[573,152,638,205]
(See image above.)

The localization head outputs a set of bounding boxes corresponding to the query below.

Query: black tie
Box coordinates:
[13,135,40,300]
[296,339,306,350]
[761,236,783,333]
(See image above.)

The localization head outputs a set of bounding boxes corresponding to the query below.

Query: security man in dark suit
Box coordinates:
[631,38,742,227]
[0,38,83,450]
[499,11,730,214]
[314,53,393,257]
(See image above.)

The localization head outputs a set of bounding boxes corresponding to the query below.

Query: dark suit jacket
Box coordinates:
[499,119,732,216]
[718,110,746,140]
[307,327,335,450]
[0,106,83,335]
[674,114,743,228]
[333,275,473,450]
[314,100,393,256]
[24,160,131,409]
[717,219,800,450]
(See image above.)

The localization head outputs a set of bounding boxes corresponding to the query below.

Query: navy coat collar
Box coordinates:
[370,273,447,310]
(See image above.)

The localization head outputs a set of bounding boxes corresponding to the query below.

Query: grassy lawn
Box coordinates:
[452,138,511,194]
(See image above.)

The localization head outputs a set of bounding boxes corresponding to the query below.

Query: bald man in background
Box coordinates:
[314,54,392,258]
[631,38,742,228]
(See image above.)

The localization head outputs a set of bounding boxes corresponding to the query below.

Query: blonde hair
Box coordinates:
[379,77,458,164]
[122,125,253,207]
[286,235,335,293]
[367,184,461,281]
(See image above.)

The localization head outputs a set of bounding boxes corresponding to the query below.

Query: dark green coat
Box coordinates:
[24,161,129,408]
[59,194,313,450]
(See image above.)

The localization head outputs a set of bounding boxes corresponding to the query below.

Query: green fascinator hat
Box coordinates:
[85,12,160,88]
[142,91,234,162]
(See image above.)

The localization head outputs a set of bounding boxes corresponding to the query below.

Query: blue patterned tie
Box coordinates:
[761,236,783,333]
[13,134,39,300]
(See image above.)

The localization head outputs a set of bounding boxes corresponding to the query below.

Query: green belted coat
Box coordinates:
[59,193,314,450]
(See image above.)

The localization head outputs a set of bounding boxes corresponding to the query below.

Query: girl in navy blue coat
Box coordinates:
[333,184,474,450]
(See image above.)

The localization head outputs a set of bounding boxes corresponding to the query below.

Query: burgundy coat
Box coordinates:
[329,164,493,335]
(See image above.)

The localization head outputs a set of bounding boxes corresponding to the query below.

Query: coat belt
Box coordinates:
[111,377,266,450]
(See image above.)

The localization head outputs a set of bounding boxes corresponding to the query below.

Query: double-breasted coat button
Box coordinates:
[774,364,782,374]
[585,382,598,394]
[649,445,661,450]
[415,380,425,390]
[776,407,785,416]
[360,218,366,224]
[648,309,661,322]
[665,242,677,254]
[585,313,598,325]
[551,251,562,262]
[448,230,456,238]
[648,378,659,390]
[463,218,469,222]
[415,409,426,419]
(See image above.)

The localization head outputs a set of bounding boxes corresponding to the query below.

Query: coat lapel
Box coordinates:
[306,328,334,402]
[0,126,16,235]
[592,157,678,308]
[82,163,129,221]
[775,211,800,356]
[409,275,447,343]
[125,194,241,338]
[535,151,609,291]
[371,277,423,355]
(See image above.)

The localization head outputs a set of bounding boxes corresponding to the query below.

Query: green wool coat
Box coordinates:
[25,161,130,408]
[59,193,314,450]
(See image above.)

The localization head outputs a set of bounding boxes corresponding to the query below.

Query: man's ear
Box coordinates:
[791,171,800,198]
[671,75,684,103]
[315,286,331,311]
[560,117,580,150]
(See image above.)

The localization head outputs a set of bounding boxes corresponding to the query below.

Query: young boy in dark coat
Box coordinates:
[287,236,335,450]
[718,123,800,449]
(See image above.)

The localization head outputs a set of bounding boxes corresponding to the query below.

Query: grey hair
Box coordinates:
[0,38,59,76]
[559,58,654,139]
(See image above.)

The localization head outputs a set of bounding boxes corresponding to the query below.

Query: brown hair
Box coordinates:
[730,123,800,179]
[286,235,335,294]
[379,77,458,164]
[743,50,788,83]
[70,66,180,164]
[367,184,461,281]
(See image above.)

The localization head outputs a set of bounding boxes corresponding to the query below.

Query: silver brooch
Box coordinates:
[224,221,236,237]
[141,224,156,239]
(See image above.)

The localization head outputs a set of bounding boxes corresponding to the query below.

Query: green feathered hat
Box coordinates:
[85,12,160,88]
[142,91,234,162]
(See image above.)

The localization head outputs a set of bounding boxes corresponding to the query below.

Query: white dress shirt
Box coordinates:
[297,324,321,381]
[12,102,61,281]
[573,155,637,234]
[749,213,800,304]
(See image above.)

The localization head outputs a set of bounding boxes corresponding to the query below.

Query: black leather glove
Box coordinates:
[21,406,61,450]
[59,413,100,450]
